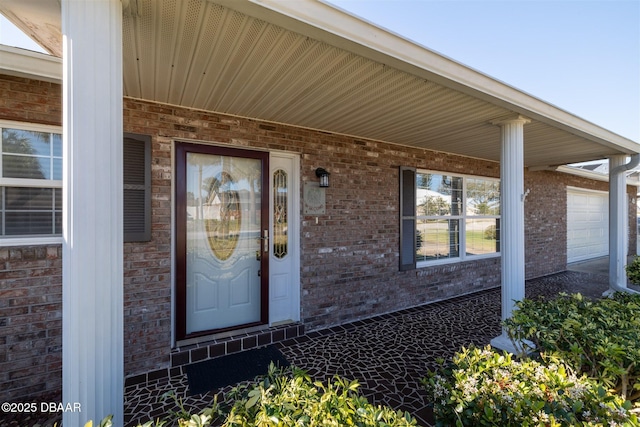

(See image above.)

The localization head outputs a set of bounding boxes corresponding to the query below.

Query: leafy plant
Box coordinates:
[423,345,638,427]
[161,391,218,427]
[625,256,640,285]
[88,364,416,427]
[84,417,114,427]
[87,415,171,427]
[505,292,640,402]
[220,363,417,426]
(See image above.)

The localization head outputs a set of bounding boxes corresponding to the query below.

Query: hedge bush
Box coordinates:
[423,345,638,426]
[89,364,417,427]
[220,364,417,426]
[504,292,640,402]
[625,256,640,285]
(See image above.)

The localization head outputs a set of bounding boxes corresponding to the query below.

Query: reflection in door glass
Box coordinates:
[187,153,262,260]
[202,170,241,261]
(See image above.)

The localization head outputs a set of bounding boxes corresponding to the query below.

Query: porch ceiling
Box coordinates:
[1,0,638,168]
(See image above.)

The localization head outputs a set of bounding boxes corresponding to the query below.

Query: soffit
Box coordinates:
[2,0,638,168]
[0,0,62,57]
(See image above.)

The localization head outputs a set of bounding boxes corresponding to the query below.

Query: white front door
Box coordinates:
[176,143,269,339]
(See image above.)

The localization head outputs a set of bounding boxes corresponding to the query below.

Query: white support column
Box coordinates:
[609,155,628,292]
[490,115,531,354]
[607,154,640,295]
[606,154,640,295]
[62,0,123,425]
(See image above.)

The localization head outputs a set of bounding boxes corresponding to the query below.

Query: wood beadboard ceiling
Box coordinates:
[2,0,638,167]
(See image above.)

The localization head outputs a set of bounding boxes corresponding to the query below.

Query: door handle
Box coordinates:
[262,230,269,253]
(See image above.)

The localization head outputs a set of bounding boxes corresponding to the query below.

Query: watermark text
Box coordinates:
[1,401,82,413]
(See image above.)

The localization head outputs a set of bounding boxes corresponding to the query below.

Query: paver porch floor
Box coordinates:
[124,269,611,427]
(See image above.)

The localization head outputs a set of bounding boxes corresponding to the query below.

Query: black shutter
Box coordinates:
[123,133,151,242]
[399,166,416,271]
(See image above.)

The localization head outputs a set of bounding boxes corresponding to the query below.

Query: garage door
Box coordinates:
[567,189,608,263]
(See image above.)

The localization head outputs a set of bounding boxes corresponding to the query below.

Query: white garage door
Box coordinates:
[567,189,609,263]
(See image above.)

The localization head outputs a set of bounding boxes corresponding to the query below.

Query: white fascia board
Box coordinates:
[0,44,62,83]
[220,0,639,152]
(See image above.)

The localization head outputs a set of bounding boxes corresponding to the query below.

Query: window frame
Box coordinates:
[400,166,501,270]
[0,120,63,246]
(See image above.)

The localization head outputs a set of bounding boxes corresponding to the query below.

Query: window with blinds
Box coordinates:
[0,124,151,243]
[0,125,62,238]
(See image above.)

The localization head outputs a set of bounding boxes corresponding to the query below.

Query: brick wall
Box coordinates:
[0,245,63,402]
[524,171,568,278]
[122,133,172,376]
[0,74,61,125]
[1,75,637,402]
[0,75,63,402]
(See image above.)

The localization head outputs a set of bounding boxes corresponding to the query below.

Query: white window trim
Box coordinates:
[0,120,63,245]
[415,169,501,268]
[1,177,63,188]
[0,120,62,135]
[0,236,62,247]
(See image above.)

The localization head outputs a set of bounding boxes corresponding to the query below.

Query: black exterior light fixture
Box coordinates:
[315,168,330,188]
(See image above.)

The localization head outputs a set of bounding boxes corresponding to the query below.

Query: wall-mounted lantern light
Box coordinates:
[315,168,330,188]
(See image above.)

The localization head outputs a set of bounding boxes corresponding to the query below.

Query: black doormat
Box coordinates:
[185,345,289,395]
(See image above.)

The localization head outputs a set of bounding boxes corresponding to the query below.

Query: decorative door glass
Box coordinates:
[273,169,288,259]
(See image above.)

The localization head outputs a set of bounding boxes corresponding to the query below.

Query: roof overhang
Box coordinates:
[0,44,61,82]
[1,0,638,168]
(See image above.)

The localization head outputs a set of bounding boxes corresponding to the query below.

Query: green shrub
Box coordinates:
[90,364,417,427]
[625,256,640,285]
[423,345,638,427]
[87,410,215,427]
[504,292,640,402]
[483,224,497,240]
[220,364,417,426]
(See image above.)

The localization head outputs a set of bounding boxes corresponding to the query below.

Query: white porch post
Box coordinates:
[62,0,123,425]
[606,154,640,294]
[490,115,530,354]
[609,155,628,291]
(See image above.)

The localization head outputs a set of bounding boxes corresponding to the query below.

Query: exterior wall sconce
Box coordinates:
[315,168,330,188]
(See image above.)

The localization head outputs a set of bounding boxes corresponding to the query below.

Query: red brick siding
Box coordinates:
[122,131,173,375]
[524,171,569,278]
[0,75,61,126]
[0,245,63,402]
[0,75,63,402]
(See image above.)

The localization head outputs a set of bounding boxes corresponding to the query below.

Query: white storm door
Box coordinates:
[176,143,269,339]
[269,153,300,324]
